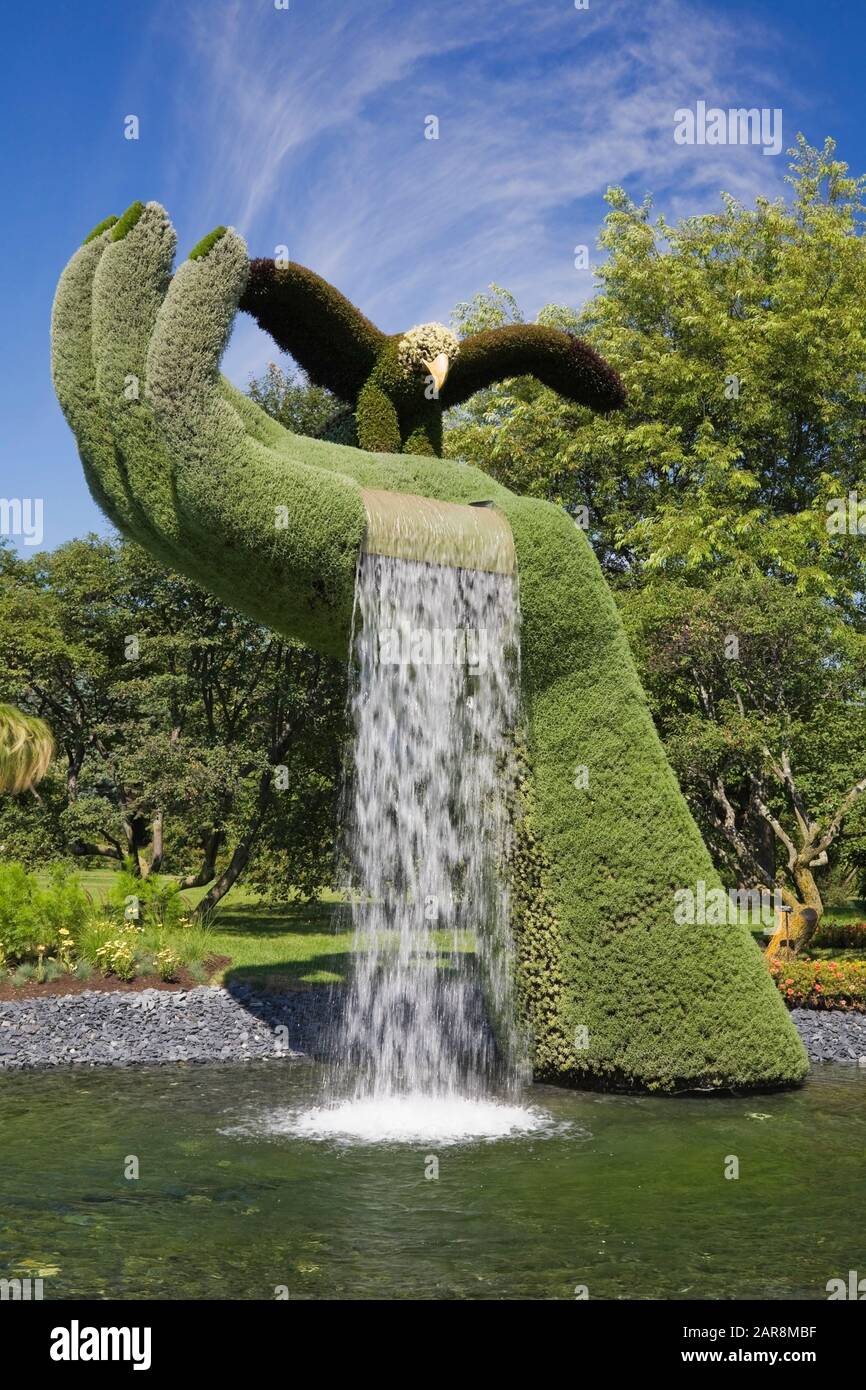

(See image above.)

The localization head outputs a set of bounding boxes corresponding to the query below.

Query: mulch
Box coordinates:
[0,955,232,1003]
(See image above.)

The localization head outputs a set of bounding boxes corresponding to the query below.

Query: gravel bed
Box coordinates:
[0,984,334,1070]
[1,987,865,1072]
[790,1007,866,1066]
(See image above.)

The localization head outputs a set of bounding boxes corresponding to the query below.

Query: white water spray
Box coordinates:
[296,548,539,1141]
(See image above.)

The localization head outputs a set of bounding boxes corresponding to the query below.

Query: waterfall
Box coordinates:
[331,550,527,1105]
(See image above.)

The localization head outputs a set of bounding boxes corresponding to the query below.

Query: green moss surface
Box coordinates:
[50,204,808,1092]
[189,226,227,261]
[82,215,118,245]
[111,201,145,242]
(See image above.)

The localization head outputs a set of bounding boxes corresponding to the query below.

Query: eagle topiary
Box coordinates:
[239,258,625,456]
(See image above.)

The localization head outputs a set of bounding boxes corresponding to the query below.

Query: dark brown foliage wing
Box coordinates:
[440,324,626,413]
[240,260,386,402]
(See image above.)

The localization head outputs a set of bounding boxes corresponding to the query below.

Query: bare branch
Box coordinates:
[812,772,866,858]
[753,790,798,870]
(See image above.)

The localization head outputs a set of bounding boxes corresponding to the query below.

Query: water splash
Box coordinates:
[322,549,530,1132]
[250,1094,550,1146]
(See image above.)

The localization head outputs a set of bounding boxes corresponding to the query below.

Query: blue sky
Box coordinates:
[2,0,864,551]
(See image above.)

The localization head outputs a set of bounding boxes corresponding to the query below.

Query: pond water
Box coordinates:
[1,1062,862,1301]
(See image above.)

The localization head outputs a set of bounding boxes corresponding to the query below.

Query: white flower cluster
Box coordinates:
[397,322,460,377]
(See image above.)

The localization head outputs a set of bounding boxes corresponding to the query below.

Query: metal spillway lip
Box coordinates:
[360,488,516,577]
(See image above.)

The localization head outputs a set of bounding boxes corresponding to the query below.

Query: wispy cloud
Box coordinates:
[148,0,795,384]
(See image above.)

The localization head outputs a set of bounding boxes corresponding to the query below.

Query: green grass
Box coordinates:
[63,869,349,988]
[821,899,866,925]
[58,869,474,991]
[46,868,866,999]
[33,868,866,1005]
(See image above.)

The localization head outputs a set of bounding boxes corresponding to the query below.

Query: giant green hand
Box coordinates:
[51,203,807,1091]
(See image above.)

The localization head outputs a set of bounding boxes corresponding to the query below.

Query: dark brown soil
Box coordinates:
[0,955,232,1003]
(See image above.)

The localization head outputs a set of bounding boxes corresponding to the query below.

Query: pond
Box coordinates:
[1,1062,862,1300]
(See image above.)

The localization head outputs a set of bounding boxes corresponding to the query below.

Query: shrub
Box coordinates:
[94,937,136,982]
[769,957,866,1011]
[153,947,181,982]
[75,914,121,966]
[37,866,90,942]
[0,863,43,962]
[811,920,866,951]
[0,862,90,963]
[106,870,189,930]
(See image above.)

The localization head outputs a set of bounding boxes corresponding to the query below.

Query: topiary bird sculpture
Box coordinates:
[239,258,625,456]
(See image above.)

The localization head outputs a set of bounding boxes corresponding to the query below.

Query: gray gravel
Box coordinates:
[1,987,865,1072]
[790,1007,866,1065]
[0,984,334,1071]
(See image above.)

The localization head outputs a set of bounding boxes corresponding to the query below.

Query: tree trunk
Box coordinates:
[190,719,297,917]
[194,817,263,916]
[753,814,776,885]
[141,809,164,878]
[764,865,823,960]
[179,829,223,889]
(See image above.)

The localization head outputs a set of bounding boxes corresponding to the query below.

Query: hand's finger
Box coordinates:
[146,228,368,652]
[91,201,181,568]
[90,202,313,584]
[50,216,148,535]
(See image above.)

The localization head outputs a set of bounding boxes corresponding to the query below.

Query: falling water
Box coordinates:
[299,547,540,1141]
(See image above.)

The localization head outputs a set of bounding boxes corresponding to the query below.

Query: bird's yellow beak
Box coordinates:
[423,352,451,394]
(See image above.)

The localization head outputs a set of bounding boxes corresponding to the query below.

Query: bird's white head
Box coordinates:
[397,323,460,393]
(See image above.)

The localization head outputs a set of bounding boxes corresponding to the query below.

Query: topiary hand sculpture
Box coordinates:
[51,201,807,1092]
[240,257,625,455]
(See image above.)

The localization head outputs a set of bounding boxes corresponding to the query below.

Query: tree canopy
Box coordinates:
[445,137,866,918]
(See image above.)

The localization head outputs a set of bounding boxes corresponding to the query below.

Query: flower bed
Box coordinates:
[770,957,866,1011]
[0,861,207,990]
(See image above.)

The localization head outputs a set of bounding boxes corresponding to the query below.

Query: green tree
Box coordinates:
[623,574,866,935]
[446,137,866,602]
[247,361,340,438]
[0,537,346,907]
[445,137,866,921]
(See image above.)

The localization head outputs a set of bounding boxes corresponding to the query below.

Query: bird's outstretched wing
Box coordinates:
[439,324,625,413]
[240,259,386,403]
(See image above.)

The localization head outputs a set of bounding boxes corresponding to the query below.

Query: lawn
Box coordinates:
[40,869,866,996]
[65,869,351,989]
[821,899,866,925]
[67,869,475,991]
